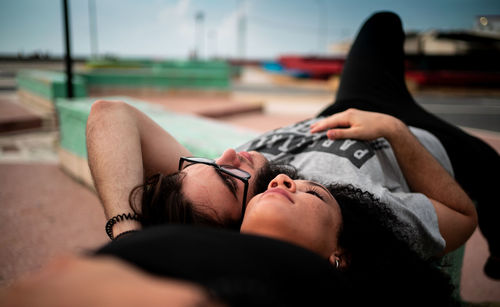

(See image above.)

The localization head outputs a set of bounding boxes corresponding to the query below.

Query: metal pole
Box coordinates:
[237,0,247,60]
[238,14,246,59]
[195,11,205,59]
[62,0,73,98]
[88,0,99,58]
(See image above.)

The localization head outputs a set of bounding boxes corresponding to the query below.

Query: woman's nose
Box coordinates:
[216,148,241,167]
[268,174,296,192]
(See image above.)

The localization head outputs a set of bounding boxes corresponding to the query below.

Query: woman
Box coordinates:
[241,173,457,305]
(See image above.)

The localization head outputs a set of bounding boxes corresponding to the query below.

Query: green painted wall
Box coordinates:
[16,70,87,101]
[83,59,231,90]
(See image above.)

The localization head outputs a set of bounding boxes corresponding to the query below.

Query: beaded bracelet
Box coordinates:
[105,213,139,240]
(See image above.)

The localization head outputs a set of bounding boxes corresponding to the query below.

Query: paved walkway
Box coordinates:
[0,163,108,287]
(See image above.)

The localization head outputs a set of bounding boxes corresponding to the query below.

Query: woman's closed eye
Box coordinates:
[306,187,325,201]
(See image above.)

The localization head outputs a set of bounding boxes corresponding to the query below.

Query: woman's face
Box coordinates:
[240,174,343,260]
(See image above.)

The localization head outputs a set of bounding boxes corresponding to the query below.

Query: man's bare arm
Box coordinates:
[86,100,191,237]
[311,109,478,254]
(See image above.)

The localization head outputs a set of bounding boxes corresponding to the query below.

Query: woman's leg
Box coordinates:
[318,11,416,117]
[320,11,500,277]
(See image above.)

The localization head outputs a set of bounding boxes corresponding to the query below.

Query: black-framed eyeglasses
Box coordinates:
[178,157,251,221]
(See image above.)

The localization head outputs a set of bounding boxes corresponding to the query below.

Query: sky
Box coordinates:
[1,0,499,60]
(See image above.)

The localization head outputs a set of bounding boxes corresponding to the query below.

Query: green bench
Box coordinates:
[440,246,466,304]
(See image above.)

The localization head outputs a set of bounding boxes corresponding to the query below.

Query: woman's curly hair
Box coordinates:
[329,183,457,307]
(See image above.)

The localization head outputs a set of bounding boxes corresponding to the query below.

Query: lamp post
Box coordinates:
[88,0,99,59]
[238,13,246,59]
[209,30,217,58]
[195,11,205,59]
[62,0,73,98]
[237,0,248,60]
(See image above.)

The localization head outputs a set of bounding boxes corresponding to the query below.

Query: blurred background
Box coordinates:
[2,0,500,59]
[1,0,499,304]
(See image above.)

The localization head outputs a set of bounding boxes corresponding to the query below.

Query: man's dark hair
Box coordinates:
[329,183,457,307]
[129,172,238,229]
[129,161,298,230]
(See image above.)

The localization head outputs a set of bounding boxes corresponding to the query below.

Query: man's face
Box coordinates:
[179,149,270,223]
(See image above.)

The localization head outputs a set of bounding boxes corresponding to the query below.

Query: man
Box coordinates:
[86,12,498,277]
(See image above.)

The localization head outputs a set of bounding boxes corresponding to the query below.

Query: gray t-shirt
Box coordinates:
[236,117,453,259]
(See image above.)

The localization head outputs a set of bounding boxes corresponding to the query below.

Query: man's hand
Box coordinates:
[0,255,222,307]
[310,108,404,141]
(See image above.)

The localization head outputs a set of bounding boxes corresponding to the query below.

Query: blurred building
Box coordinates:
[328,40,351,56]
[328,15,500,57]
[403,24,500,87]
[404,30,500,56]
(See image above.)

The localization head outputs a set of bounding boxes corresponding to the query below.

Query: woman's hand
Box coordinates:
[310,108,405,141]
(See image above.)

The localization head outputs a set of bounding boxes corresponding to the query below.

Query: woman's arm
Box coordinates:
[86,100,192,237]
[310,109,478,254]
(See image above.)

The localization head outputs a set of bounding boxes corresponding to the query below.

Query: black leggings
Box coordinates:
[318,12,500,255]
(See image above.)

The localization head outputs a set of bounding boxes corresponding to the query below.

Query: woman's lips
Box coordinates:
[262,188,294,203]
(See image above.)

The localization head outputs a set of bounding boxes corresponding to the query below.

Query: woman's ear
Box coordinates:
[328,249,351,271]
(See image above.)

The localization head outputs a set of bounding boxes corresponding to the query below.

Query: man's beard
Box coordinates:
[252,161,301,196]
